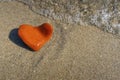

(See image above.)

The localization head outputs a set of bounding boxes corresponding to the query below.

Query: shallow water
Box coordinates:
[0,0,120,36]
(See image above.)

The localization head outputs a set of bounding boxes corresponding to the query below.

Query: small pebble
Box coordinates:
[18,23,53,51]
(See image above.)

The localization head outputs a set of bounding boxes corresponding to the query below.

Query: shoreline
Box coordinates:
[0,1,120,80]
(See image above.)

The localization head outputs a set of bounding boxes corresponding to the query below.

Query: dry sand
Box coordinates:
[1,1,120,80]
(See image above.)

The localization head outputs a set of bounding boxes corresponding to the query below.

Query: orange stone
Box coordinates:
[18,23,53,51]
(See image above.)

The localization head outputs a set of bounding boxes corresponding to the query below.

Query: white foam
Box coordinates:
[0,0,120,36]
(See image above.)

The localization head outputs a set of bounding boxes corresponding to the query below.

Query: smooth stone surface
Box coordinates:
[18,23,53,51]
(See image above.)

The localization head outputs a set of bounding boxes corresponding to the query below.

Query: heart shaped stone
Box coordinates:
[18,23,53,51]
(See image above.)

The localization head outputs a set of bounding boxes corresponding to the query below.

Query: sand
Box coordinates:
[1,1,120,80]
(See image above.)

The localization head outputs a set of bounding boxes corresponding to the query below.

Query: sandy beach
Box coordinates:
[1,1,120,80]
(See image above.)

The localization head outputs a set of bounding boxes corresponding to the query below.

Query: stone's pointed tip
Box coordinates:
[18,23,53,51]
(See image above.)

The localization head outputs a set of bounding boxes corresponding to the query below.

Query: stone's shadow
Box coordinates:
[9,28,32,51]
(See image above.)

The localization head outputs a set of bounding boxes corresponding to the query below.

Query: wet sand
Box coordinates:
[1,1,120,80]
